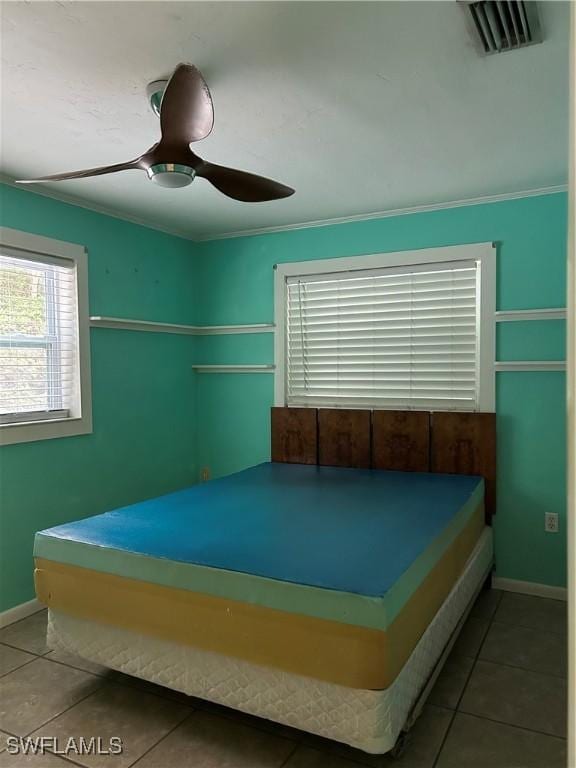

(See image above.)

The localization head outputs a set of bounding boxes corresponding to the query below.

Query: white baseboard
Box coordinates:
[0,598,43,629]
[492,577,567,601]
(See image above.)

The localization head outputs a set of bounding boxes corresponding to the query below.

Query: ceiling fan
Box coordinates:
[16,63,295,203]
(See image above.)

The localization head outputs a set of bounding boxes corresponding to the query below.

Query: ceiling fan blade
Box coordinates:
[160,64,214,145]
[197,162,294,202]
[15,160,141,184]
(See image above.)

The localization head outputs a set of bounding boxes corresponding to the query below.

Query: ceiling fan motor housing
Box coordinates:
[145,79,196,188]
[146,163,196,188]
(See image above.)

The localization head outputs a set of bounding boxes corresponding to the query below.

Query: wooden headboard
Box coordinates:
[271,407,496,522]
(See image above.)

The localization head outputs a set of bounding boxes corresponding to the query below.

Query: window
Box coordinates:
[0,228,92,445]
[275,244,495,411]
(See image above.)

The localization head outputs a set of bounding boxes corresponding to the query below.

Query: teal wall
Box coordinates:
[193,193,568,588]
[0,185,199,611]
[0,187,568,611]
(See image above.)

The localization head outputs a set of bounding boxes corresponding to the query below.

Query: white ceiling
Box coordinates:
[0,1,570,240]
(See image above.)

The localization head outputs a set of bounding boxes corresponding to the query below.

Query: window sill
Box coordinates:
[0,414,93,446]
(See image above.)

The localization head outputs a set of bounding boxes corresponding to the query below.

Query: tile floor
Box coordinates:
[0,589,567,767]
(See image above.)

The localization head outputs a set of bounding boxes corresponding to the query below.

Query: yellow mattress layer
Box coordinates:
[35,501,484,689]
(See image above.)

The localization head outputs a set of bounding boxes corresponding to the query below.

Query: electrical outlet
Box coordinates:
[200,466,211,483]
[545,512,559,533]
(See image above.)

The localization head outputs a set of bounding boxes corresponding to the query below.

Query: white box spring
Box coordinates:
[48,528,492,754]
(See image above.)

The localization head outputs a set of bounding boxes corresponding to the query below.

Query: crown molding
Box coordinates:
[0,174,196,242]
[1,173,566,244]
[196,185,568,242]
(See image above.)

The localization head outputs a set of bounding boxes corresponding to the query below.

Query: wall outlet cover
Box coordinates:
[544,511,559,533]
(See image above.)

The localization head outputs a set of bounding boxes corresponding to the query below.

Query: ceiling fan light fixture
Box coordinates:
[146,163,196,188]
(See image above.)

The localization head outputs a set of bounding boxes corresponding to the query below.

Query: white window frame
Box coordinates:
[0,226,93,446]
[274,243,496,412]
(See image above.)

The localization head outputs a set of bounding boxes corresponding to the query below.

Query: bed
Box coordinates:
[34,407,496,755]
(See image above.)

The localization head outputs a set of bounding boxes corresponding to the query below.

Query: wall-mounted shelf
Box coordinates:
[495,308,566,322]
[200,324,274,335]
[92,309,566,333]
[495,361,566,372]
[90,316,274,336]
[90,316,196,335]
[192,365,275,373]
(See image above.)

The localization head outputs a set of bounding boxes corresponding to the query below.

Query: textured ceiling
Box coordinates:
[0,1,570,239]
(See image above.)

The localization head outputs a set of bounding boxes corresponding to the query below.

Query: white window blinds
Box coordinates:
[0,250,79,423]
[285,260,480,410]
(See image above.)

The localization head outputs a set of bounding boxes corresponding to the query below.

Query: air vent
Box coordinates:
[461,1,542,55]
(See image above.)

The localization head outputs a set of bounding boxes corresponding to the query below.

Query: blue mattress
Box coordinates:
[35,462,483,598]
